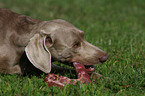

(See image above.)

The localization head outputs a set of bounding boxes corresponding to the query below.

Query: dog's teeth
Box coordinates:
[73,62,79,65]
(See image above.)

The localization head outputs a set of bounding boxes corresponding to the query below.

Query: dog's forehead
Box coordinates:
[47,19,84,35]
[51,19,74,27]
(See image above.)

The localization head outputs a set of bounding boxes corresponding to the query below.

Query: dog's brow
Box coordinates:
[79,31,84,37]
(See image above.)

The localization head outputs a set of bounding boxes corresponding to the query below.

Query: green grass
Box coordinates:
[0,0,145,95]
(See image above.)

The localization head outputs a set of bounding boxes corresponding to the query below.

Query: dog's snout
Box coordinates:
[99,54,108,63]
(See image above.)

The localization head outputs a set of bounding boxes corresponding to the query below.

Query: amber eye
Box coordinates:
[46,36,53,44]
[73,42,81,48]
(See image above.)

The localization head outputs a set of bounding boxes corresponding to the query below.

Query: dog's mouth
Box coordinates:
[52,57,95,73]
[70,62,95,72]
[53,59,95,72]
[84,65,95,72]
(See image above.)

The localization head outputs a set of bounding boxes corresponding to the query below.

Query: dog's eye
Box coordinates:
[46,36,53,44]
[73,42,81,48]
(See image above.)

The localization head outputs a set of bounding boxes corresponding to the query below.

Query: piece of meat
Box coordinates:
[73,62,91,84]
[44,62,91,88]
[44,73,78,89]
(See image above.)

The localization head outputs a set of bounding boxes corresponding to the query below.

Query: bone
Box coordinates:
[73,62,91,84]
[44,62,91,88]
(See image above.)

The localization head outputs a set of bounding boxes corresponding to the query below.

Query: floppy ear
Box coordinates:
[25,32,52,73]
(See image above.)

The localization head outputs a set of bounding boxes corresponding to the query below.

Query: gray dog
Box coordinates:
[0,8,108,74]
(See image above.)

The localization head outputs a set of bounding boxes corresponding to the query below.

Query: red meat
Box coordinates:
[44,62,92,88]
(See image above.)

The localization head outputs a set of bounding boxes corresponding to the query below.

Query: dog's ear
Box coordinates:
[25,30,52,73]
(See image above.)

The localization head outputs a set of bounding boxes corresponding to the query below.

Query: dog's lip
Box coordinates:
[84,65,95,69]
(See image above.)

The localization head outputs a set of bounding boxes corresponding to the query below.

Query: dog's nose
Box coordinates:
[99,54,108,63]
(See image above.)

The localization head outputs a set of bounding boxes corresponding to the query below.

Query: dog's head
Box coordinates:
[25,19,108,73]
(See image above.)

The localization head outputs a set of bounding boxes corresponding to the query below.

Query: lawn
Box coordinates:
[0,0,144,95]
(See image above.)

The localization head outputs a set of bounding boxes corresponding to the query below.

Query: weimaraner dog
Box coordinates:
[0,8,108,75]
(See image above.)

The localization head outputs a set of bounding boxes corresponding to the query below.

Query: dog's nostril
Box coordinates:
[99,54,108,63]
